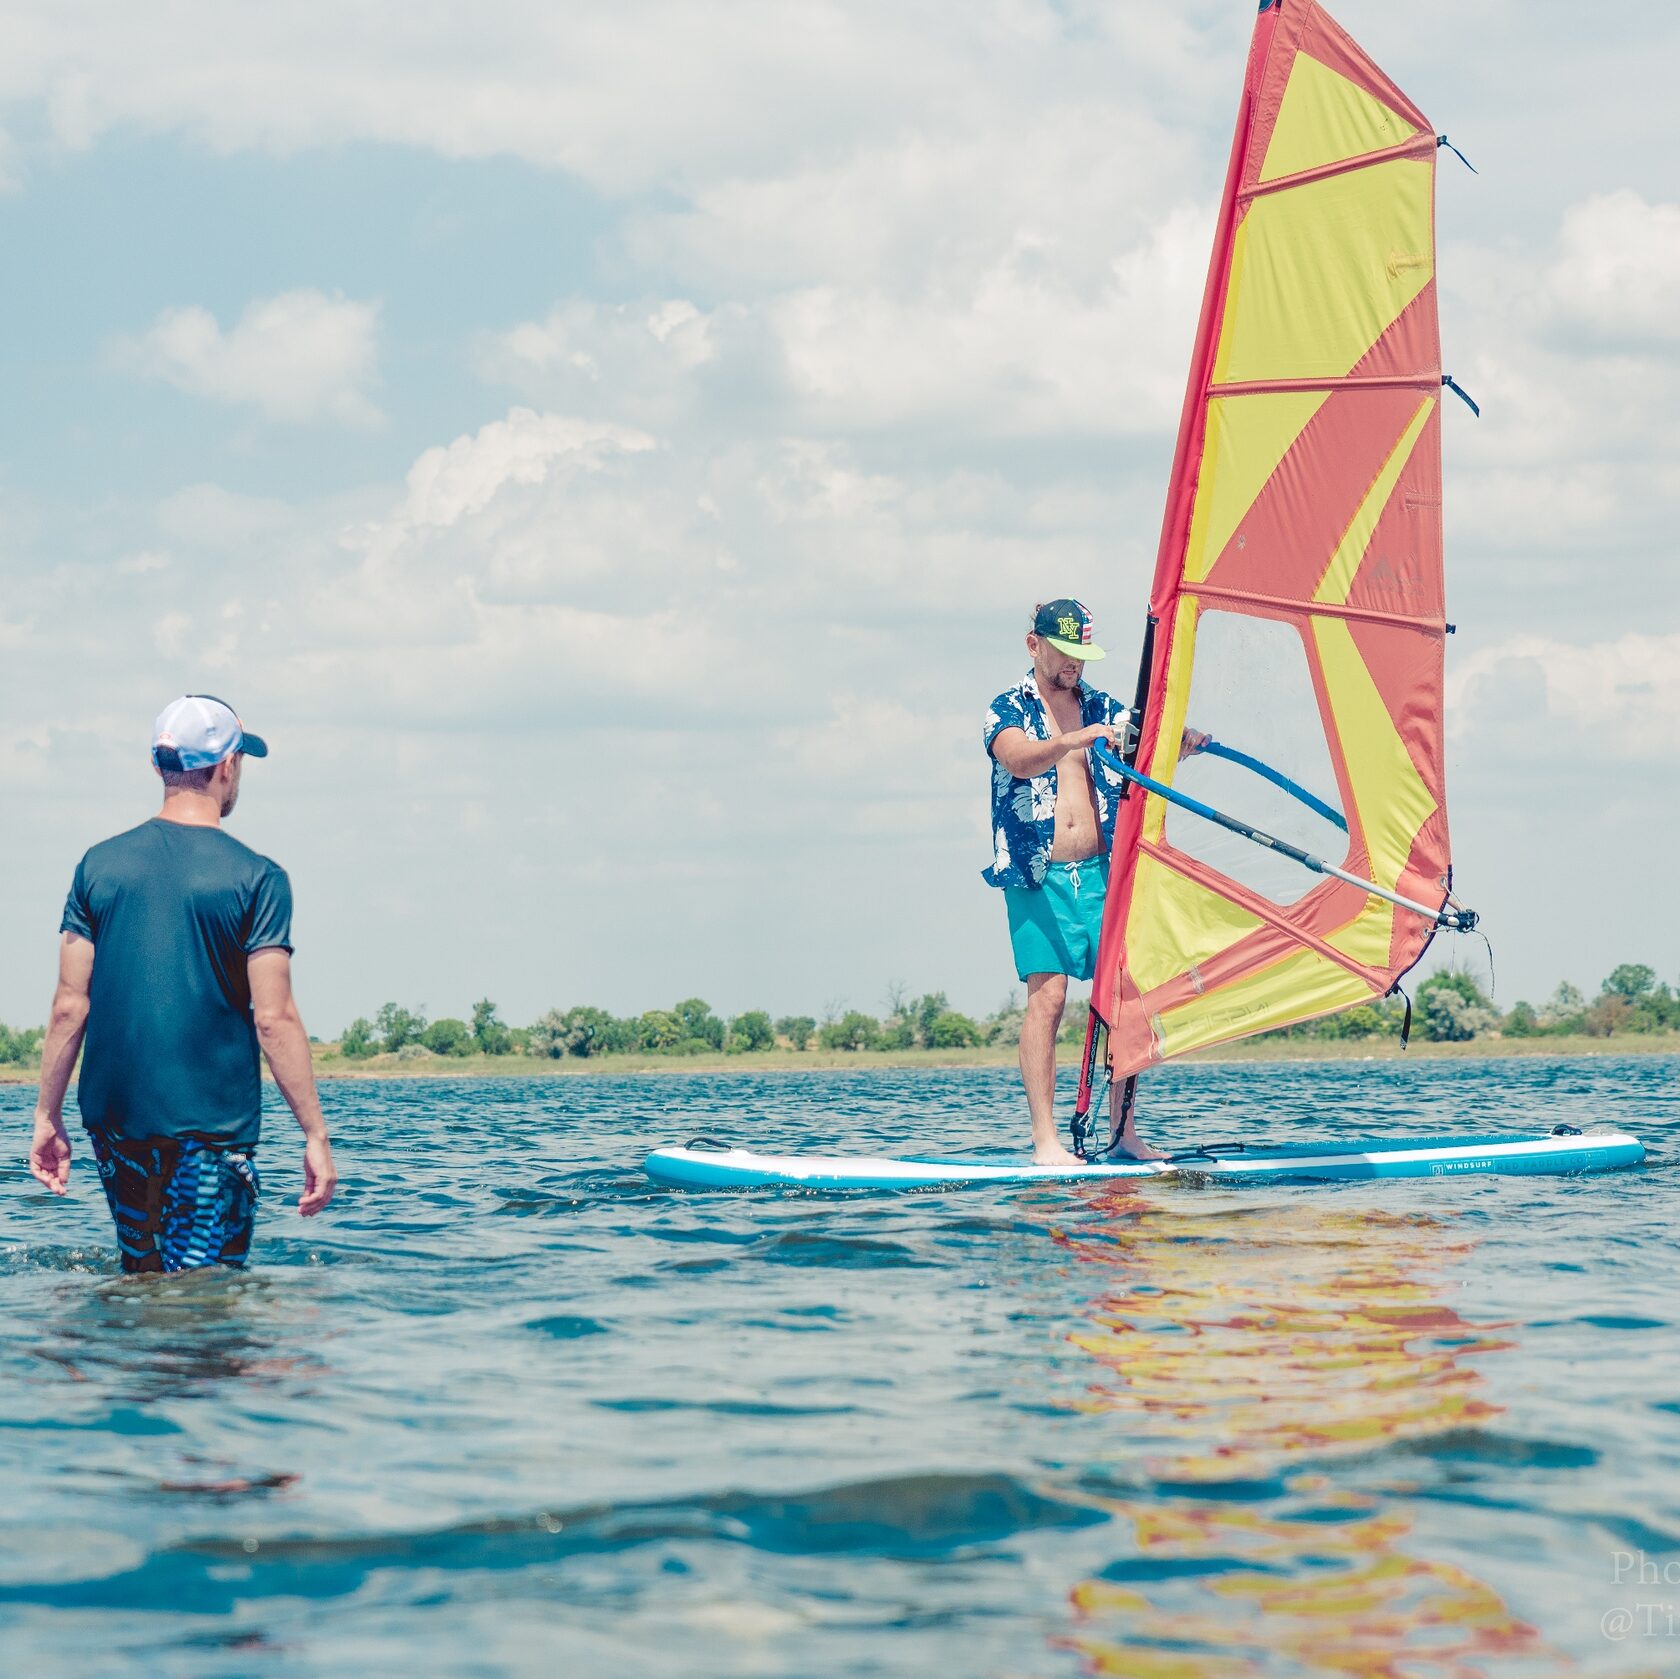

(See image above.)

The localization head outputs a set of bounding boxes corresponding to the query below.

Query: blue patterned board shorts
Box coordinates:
[89,1134,261,1274]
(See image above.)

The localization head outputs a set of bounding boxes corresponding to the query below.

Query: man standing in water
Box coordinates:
[984,602,1203,1166]
[28,696,338,1271]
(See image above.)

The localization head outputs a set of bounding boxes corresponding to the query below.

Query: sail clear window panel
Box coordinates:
[1162,607,1351,908]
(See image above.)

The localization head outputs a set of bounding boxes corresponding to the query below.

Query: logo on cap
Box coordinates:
[1032,598,1106,659]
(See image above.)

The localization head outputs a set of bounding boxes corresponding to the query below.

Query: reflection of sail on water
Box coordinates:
[1059,1206,1508,1478]
[1050,1195,1562,1677]
[1090,0,1477,1079]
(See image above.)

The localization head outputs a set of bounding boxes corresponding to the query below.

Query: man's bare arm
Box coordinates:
[29,933,95,1194]
[248,948,338,1216]
[990,722,1123,779]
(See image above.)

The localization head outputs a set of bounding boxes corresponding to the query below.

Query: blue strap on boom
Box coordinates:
[1200,740,1347,832]
[1090,741,1476,932]
[1095,741,1258,836]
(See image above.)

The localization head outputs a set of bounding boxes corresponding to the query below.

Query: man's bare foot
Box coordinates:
[1102,1136,1169,1162]
[1032,1142,1084,1168]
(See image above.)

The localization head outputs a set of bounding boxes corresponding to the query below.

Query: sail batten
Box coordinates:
[1184,583,1444,635]
[1089,0,1472,1080]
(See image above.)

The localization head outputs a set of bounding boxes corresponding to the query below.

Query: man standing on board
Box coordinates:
[27,695,338,1271]
[984,602,1203,1167]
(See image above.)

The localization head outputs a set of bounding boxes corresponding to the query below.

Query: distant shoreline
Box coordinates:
[4,1032,1675,1090]
[307,1032,1679,1078]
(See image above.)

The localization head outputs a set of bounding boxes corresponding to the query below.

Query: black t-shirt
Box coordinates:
[61,819,293,1147]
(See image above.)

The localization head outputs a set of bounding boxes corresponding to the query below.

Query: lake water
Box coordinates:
[1,1055,1676,1677]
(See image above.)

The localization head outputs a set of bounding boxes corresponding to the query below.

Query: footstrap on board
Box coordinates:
[1166,1140,1250,1164]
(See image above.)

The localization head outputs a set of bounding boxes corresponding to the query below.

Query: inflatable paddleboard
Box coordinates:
[645,1129,1646,1191]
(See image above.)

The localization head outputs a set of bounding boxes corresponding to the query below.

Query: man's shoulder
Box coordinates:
[78,820,163,872]
[986,675,1035,716]
[214,830,289,886]
[85,821,286,883]
[1080,684,1129,718]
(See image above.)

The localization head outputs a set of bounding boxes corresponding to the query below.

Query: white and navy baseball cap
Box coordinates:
[151,694,269,772]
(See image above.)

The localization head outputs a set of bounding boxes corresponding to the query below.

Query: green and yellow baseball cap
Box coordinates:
[1032,598,1105,659]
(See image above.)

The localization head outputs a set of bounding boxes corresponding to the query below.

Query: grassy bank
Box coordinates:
[300,1031,1680,1078]
[4,1032,1676,1090]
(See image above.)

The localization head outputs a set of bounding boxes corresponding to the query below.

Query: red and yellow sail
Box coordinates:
[1094,0,1460,1074]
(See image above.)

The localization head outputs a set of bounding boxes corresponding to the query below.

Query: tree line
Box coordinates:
[1268,964,1680,1044]
[318,963,1680,1059]
[3,965,1676,1068]
[330,991,1006,1060]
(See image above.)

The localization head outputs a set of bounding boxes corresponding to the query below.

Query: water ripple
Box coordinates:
[2,1055,1676,1676]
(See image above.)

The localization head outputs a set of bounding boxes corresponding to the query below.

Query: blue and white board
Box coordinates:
[644,1130,1646,1191]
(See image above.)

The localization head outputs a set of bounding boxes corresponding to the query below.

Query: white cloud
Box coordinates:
[115,549,171,575]
[483,199,1209,443]
[1545,190,1680,350]
[767,201,1208,437]
[1435,192,1680,643]
[156,483,315,546]
[152,601,241,667]
[624,107,1192,295]
[118,290,383,427]
[0,721,51,787]
[475,303,733,430]
[0,2,1215,195]
[1450,631,1680,757]
[393,407,654,531]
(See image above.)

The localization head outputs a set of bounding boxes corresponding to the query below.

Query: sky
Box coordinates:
[1,0,1677,1034]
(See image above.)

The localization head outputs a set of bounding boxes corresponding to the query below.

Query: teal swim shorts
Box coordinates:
[1004,856,1109,982]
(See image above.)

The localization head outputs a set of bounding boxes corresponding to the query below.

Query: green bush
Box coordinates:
[636,1009,682,1051]
[526,1009,568,1059]
[729,1010,776,1052]
[422,1017,474,1057]
[912,992,949,1047]
[877,1015,916,1050]
[1583,996,1630,1037]
[563,1006,623,1057]
[672,998,725,1050]
[926,1010,982,1049]
[819,1011,880,1051]
[1416,971,1491,1009]
[776,1015,816,1051]
[0,1023,42,1066]
[339,1017,377,1058]
[375,1002,427,1053]
[1603,963,1657,1001]
[472,999,513,1056]
[987,1008,1025,1047]
[1415,972,1498,1042]
[1535,982,1587,1033]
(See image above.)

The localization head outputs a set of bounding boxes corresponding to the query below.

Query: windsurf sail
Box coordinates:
[1083,0,1478,1097]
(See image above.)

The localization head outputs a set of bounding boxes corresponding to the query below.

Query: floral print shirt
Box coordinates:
[982,671,1135,890]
